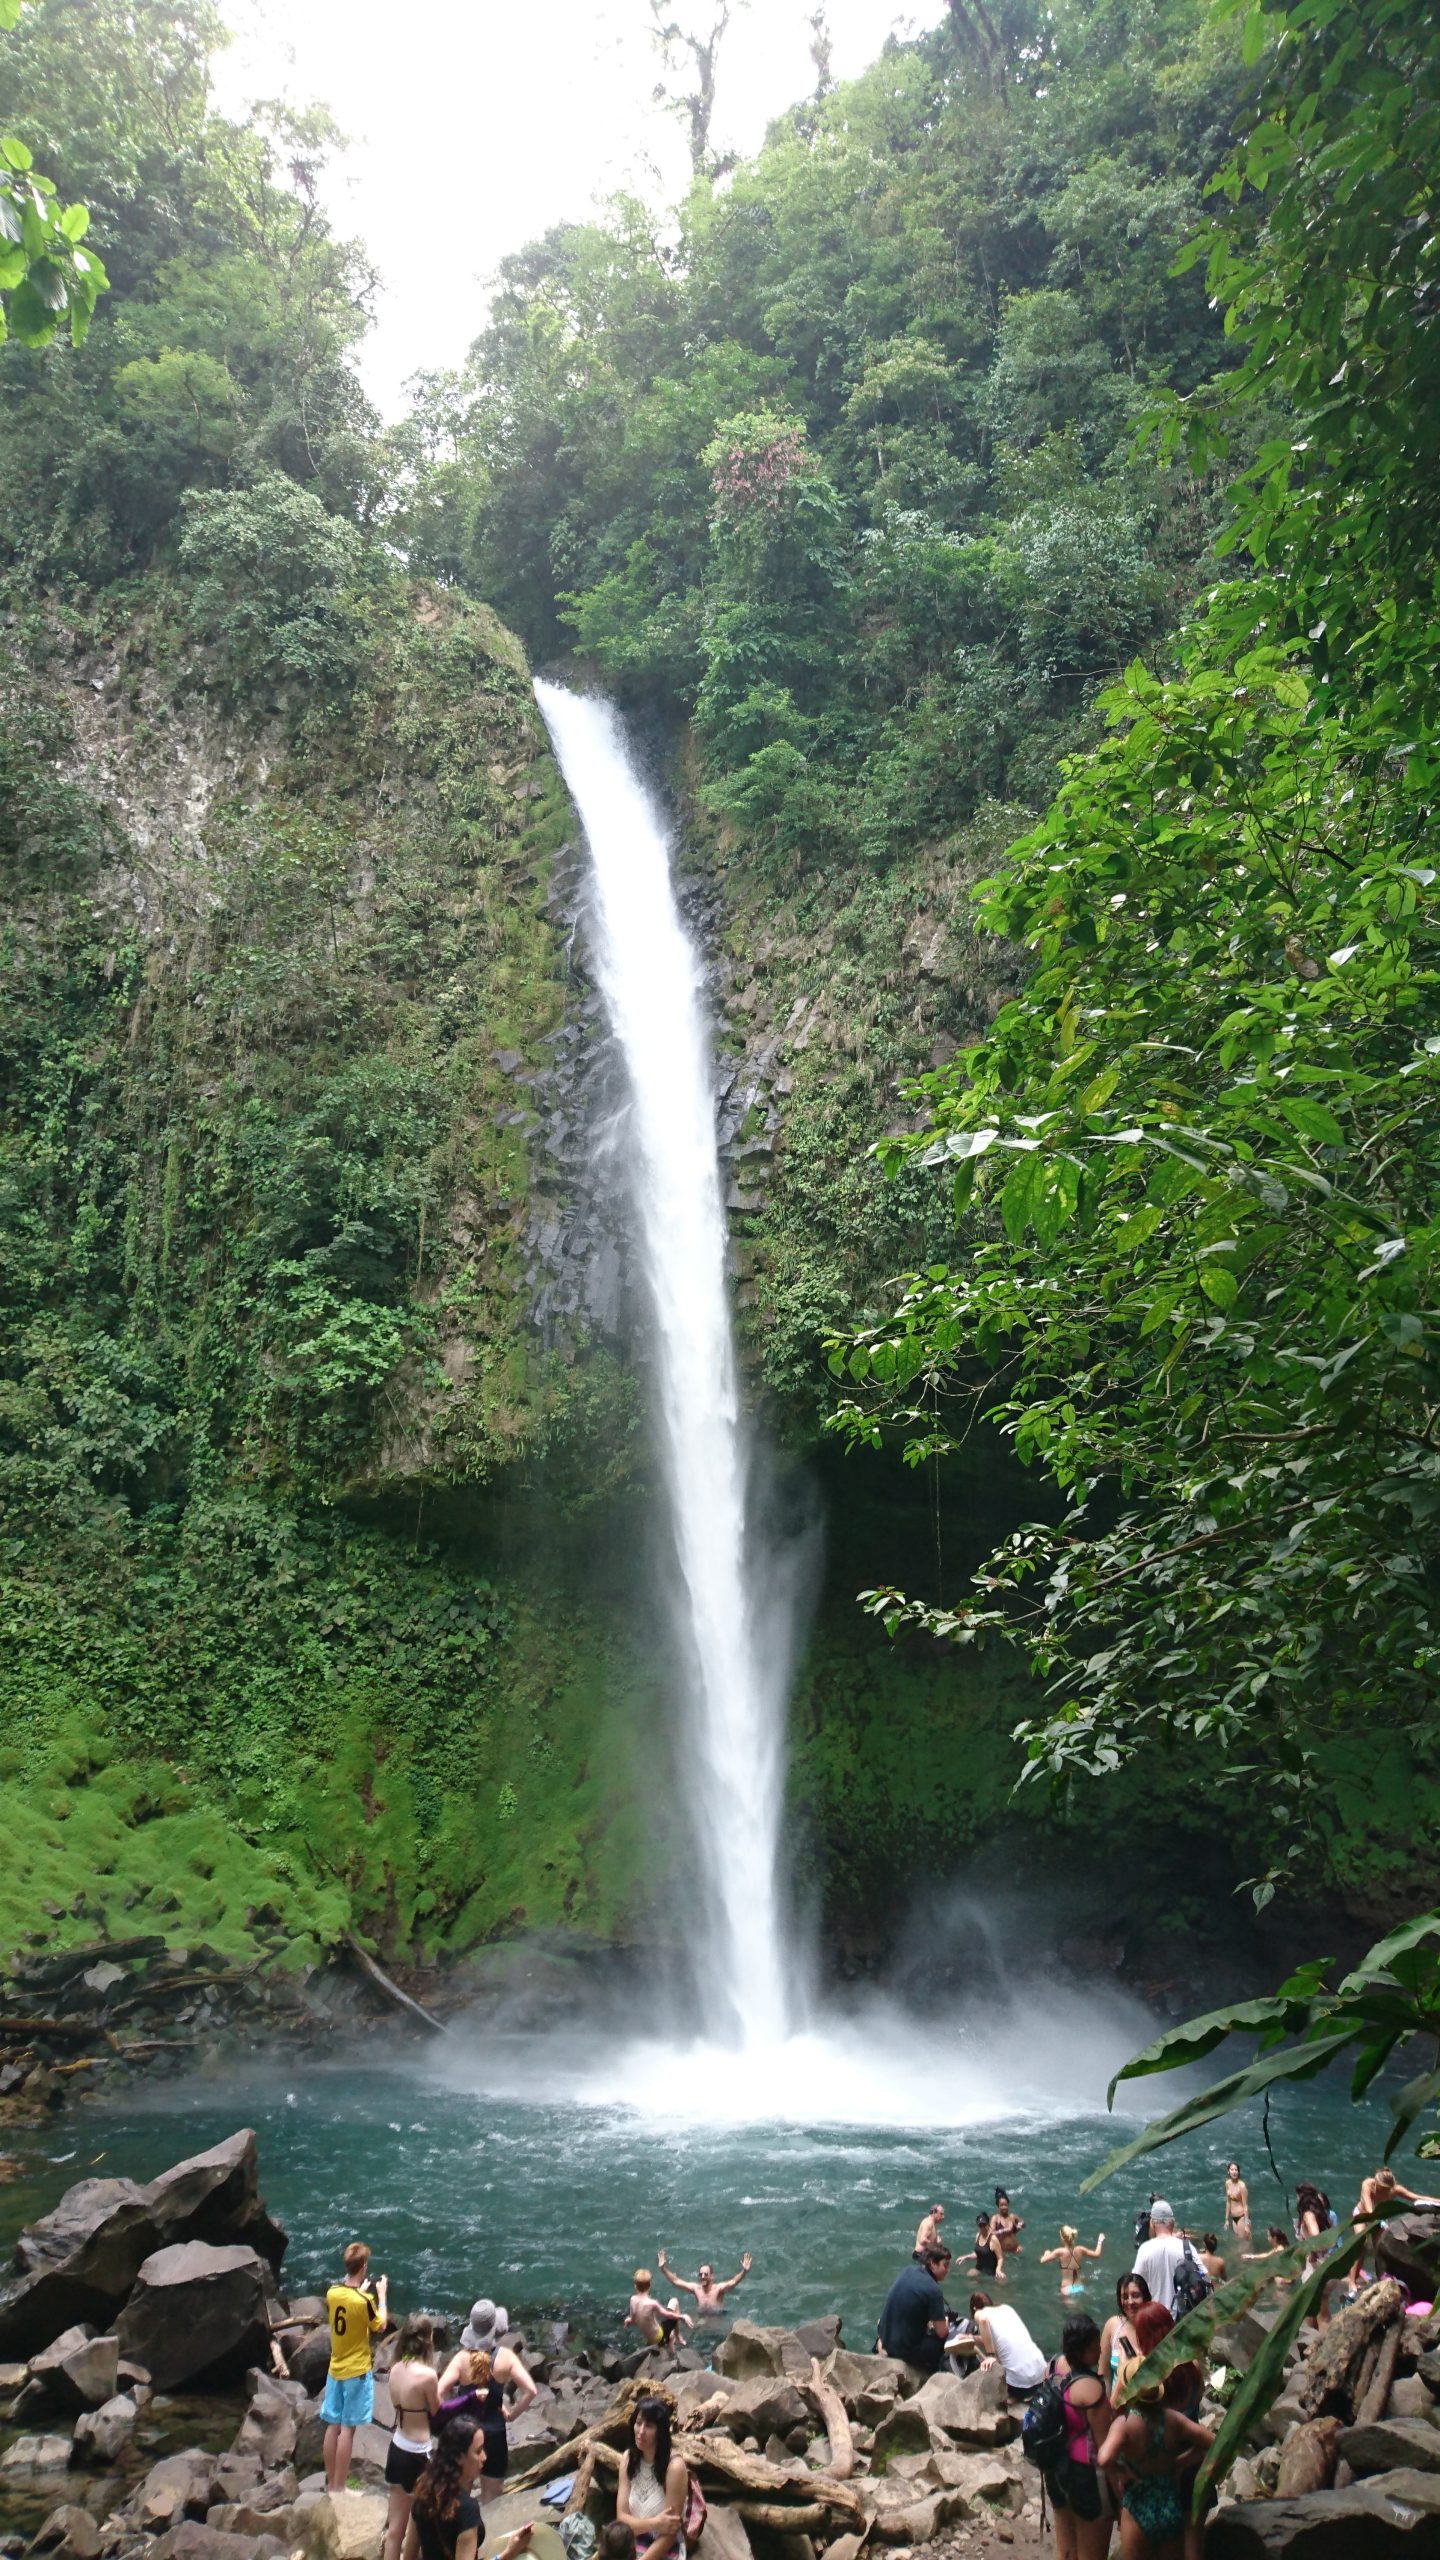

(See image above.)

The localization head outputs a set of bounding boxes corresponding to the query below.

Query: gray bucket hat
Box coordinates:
[461,2297,508,2351]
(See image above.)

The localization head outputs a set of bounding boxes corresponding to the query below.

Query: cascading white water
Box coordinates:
[535,681,792,2050]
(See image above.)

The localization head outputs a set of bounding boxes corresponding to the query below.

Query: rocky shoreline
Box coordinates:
[6,2134,1440,2560]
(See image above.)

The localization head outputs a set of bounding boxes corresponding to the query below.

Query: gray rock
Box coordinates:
[1394,2380,1433,2421]
[118,2244,271,2391]
[871,2399,936,2466]
[793,2317,842,2362]
[698,2508,755,2560]
[31,2505,103,2559]
[0,2433,73,2473]
[715,2323,791,2382]
[149,2527,286,2560]
[1208,2467,1440,2554]
[129,2452,218,2529]
[30,2328,119,2413]
[72,2393,139,2465]
[1213,2313,1272,2375]
[714,2377,811,2442]
[821,2348,910,2423]
[914,2366,1014,2448]
[285,2327,331,2393]
[1340,2418,1440,2477]
[232,2370,308,2467]
[0,2130,285,2360]
[1380,2217,1440,2304]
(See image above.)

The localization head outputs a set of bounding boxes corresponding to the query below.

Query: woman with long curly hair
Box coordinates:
[403,2417,536,2560]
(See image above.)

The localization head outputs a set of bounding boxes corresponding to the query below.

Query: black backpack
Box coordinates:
[1172,2238,1213,2317]
[1021,2367,1071,2472]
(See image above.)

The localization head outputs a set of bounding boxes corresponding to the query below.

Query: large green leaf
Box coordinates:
[1082,2029,1356,2191]
[1107,1995,1315,2103]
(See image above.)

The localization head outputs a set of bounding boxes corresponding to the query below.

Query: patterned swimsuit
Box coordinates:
[1122,2410,1187,2544]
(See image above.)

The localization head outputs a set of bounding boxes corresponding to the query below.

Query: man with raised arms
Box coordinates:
[656,2247,753,2317]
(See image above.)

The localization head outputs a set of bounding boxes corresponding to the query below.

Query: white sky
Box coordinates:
[212,0,948,416]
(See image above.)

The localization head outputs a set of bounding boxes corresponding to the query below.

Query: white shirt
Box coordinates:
[1132,2231,1193,2314]
[982,2303,1047,2389]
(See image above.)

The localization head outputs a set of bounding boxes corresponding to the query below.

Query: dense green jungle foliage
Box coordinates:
[833,0,1440,1921]
[399,0,1270,1397]
[2,0,1420,1971]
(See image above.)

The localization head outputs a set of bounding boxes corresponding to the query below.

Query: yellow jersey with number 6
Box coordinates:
[326,2281,381,2380]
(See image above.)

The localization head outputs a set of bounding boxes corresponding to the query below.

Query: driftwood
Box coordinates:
[733,2507,833,2533]
[682,2434,864,2521]
[345,1934,447,2036]
[809,2353,855,2480]
[1301,2279,1405,2419]
[512,2396,863,2527]
[1354,2307,1405,2429]
[0,2016,100,2040]
[565,2448,598,2514]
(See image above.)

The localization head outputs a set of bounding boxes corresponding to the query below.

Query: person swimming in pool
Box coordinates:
[1041,2225,1106,2296]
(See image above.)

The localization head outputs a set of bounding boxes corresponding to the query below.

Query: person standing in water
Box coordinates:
[657,2248,752,2316]
[991,2190,1024,2261]
[1223,2163,1250,2246]
[913,2205,946,2259]
[972,2213,1006,2284]
[1042,2226,1106,2295]
[323,2240,388,2491]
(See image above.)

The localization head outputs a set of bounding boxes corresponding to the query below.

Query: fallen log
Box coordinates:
[681,2434,864,2521]
[1301,2279,1405,2420]
[733,2507,833,2534]
[808,2353,855,2480]
[345,1934,448,2036]
[0,2016,99,2040]
[1354,2307,1404,2430]
[566,2448,598,2515]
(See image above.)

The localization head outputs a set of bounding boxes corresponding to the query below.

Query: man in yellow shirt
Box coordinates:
[323,2239,388,2490]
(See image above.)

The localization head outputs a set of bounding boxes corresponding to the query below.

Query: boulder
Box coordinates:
[674,2372,738,2425]
[1380,2217,1440,2304]
[0,2131,284,2362]
[232,2369,309,2467]
[149,2527,286,2560]
[131,2453,218,2528]
[793,2317,842,2362]
[286,2327,332,2393]
[714,2377,811,2443]
[31,2507,103,2560]
[821,2349,910,2423]
[1275,2418,1341,2497]
[0,2433,73,2473]
[1264,2378,1312,2444]
[29,2328,119,2413]
[1214,2313,1274,2376]
[1394,2380,1433,2422]
[699,2508,755,2560]
[145,2133,286,2273]
[1207,2467,1440,2554]
[715,2324,790,2382]
[294,2489,388,2560]
[208,2506,300,2544]
[1340,2418,1440,2477]
[0,2358,27,2392]
[870,2399,936,2466]
[72,2393,138,2465]
[914,2365,1014,2447]
[117,2243,271,2390]
[0,2183,157,2355]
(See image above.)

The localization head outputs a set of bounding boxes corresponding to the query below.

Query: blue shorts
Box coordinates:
[321,2372,374,2428]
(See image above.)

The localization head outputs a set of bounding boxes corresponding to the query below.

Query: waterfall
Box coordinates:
[535,681,793,2050]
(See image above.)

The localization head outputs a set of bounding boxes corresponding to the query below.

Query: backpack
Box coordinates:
[1173,2238,1213,2317]
[682,2471,708,2546]
[1021,2367,1070,2473]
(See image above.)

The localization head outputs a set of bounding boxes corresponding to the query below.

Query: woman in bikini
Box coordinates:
[973,2213,1005,2284]
[435,2337,538,2505]
[1100,2272,1151,2395]
[1041,2225,1105,2296]
[1099,2354,1212,2560]
[991,2189,1024,2262]
[1223,2163,1250,2247]
[385,2314,441,2560]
